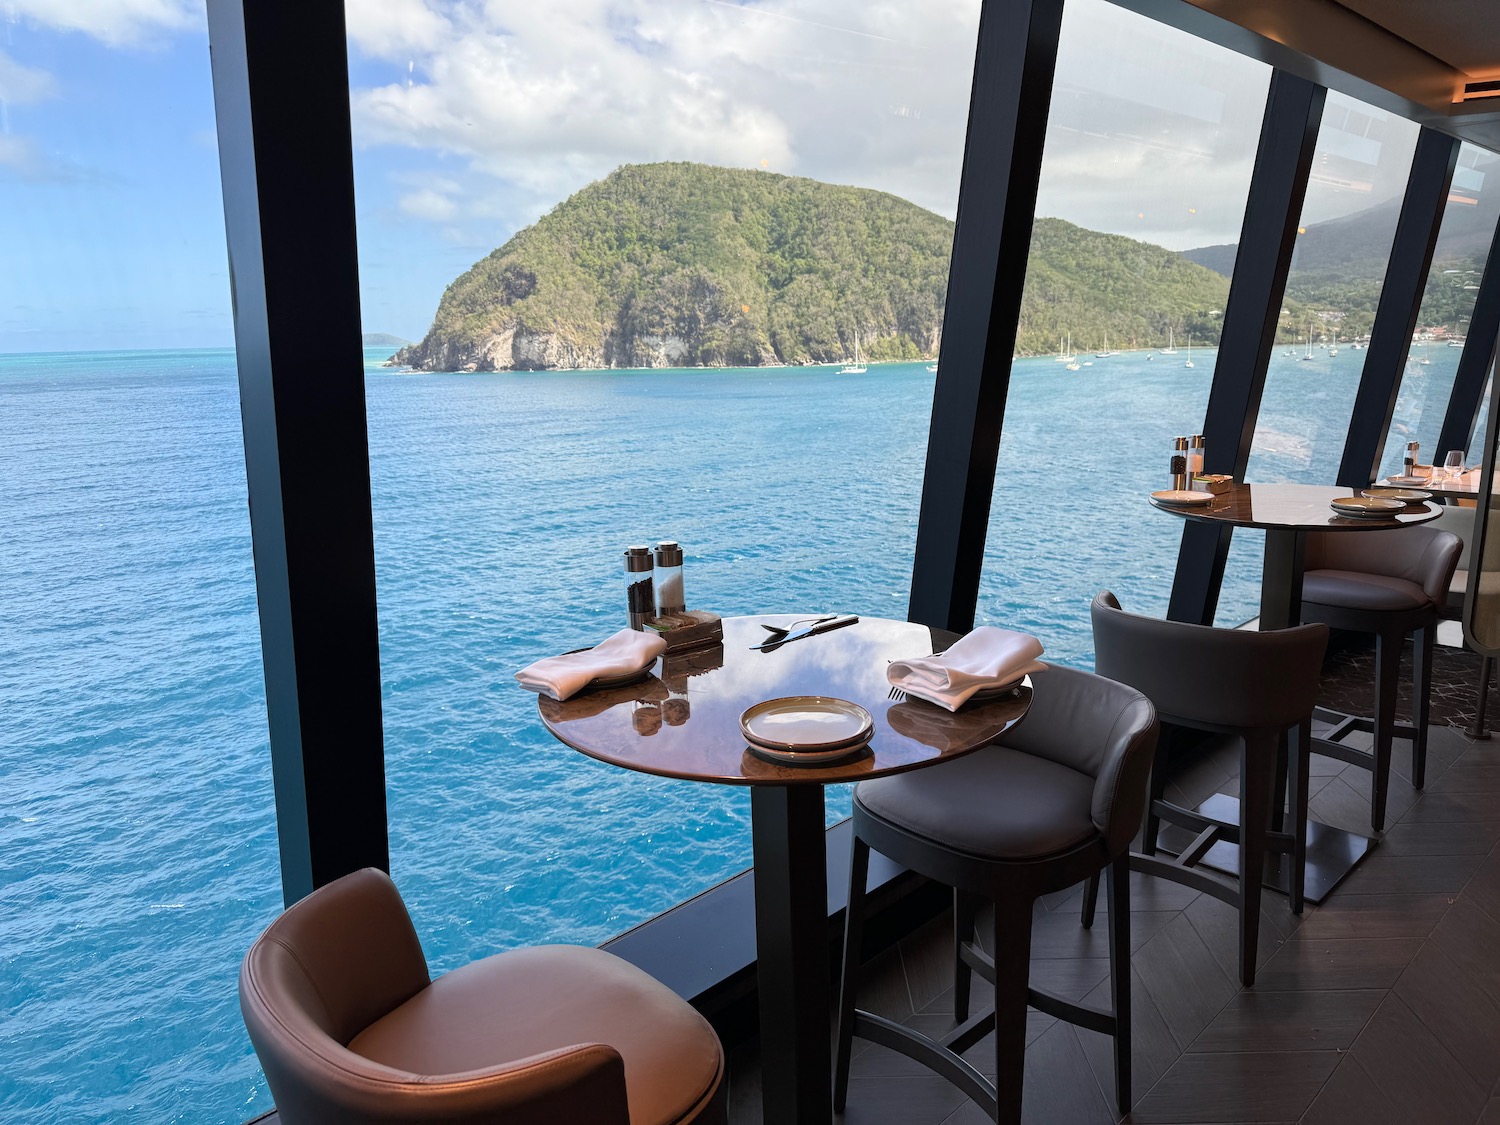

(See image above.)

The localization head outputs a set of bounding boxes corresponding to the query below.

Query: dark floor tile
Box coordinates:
[1290,892,1453,940]
[727,1038,761,1124]
[1460,853,1500,925]
[1028,956,1111,1002]
[1393,941,1500,1092]
[1307,775,1381,836]
[1180,889,1297,985]
[1377,819,1500,856]
[1349,993,1487,1124]
[1431,899,1500,1008]
[1335,851,1482,895]
[1129,870,1207,913]
[1131,914,1237,1052]
[836,1073,971,1124]
[901,914,957,1013]
[1299,1053,1405,1125]
[1077,963,1181,1101]
[1126,1048,1339,1122]
[1253,936,1422,991]
[1187,988,1381,1054]
[1017,1024,1116,1125]
[1335,764,1421,826]
[1403,790,1500,823]
[1480,1096,1500,1125]
[852,944,915,1022]
[1430,762,1500,793]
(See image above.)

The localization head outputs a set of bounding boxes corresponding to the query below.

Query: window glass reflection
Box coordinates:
[975,0,1270,661]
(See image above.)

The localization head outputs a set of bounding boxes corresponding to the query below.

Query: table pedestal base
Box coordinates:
[751,785,832,1125]
[1155,793,1376,904]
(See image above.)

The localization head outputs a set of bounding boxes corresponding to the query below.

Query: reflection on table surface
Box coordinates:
[1150,481,1441,531]
[538,614,1031,786]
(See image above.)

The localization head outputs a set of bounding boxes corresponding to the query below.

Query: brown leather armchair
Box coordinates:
[240,868,726,1125]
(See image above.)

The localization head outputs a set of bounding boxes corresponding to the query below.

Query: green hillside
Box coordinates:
[395,162,1232,371]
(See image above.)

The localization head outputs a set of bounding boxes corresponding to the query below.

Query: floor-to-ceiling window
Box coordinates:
[0,9,277,1124]
[1375,144,1499,477]
[341,0,981,969]
[971,0,1270,662]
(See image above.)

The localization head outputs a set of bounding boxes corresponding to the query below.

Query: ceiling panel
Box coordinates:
[1334,0,1500,77]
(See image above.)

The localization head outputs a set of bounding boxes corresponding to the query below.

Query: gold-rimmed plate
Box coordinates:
[1363,487,1431,503]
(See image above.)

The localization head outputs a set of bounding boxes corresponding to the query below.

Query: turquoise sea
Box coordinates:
[0,342,1468,1122]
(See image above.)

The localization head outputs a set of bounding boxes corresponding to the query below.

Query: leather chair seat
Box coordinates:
[348,944,723,1125]
[855,746,1097,861]
[1301,568,1430,613]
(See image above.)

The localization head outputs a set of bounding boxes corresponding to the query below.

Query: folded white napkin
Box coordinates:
[887,626,1046,712]
[515,629,668,701]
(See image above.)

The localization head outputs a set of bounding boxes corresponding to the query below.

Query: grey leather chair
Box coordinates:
[240,868,726,1125]
[1090,592,1327,985]
[833,664,1158,1124]
[1299,524,1461,829]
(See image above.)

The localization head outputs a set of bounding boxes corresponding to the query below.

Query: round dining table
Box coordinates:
[1151,482,1442,629]
[538,614,1032,1125]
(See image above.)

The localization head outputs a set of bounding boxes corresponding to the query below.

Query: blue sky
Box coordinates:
[0,0,1427,354]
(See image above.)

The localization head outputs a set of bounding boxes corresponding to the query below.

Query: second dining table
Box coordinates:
[538,614,1032,1125]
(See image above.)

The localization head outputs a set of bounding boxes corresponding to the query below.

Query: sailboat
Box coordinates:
[1095,333,1116,358]
[1328,334,1339,357]
[838,329,867,375]
[1420,345,1432,366]
[1184,334,1194,369]
[1064,333,1080,370]
[1161,327,1177,356]
[1055,333,1076,363]
[1300,327,1315,361]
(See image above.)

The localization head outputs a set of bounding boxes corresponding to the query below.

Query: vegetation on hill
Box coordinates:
[394,163,1233,371]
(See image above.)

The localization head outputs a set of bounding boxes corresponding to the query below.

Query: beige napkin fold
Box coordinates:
[515,629,668,701]
[887,626,1045,712]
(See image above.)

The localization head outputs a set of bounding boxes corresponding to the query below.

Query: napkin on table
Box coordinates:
[887,626,1045,712]
[515,629,668,701]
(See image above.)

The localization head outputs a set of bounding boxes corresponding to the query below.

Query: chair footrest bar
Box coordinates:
[1131,850,1241,907]
[1177,825,1221,868]
[852,1009,998,1116]
[1310,737,1376,770]
[1153,798,1238,843]
[959,940,997,984]
[1026,985,1116,1036]
[940,1009,998,1056]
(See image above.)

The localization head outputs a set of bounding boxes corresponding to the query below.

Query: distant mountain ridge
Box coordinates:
[395,162,1233,371]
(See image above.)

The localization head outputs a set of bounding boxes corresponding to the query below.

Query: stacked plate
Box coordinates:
[1330,495,1403,519]
[1363,487,1431,503]
[741,696,873,766]
[1150,489,1215,506]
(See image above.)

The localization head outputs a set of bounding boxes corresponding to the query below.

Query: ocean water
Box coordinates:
[0,343,1462,1122]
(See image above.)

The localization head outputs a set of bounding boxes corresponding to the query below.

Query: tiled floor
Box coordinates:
[727,720,1500,1123]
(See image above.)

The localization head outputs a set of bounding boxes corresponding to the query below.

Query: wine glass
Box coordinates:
[1444,449,1465,483]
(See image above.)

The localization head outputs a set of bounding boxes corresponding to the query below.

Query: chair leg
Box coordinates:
[1370,630,1401,832]
[990,895,1033,1125]
[833,836,870,1112]
[954,888,978,1023]
[1288,718,1311,915]
[1104,854,1132,1114]
[1080,874,1100,929]
[1237,731,1275,988]
[1412,622,1434,791]
[1140,734,1170,857]
[1270,732,1289,834]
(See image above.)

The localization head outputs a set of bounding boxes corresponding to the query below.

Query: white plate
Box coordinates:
[1385,475,1430,486]
[741,696,873,753]
[1150,489,1215,506]
[1331,496,1403,518]
[1363,488,1430,502]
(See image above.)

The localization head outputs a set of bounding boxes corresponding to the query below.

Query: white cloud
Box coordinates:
[2,0,202,48]
[399,184,460,222]
[0,49,57,104]
[0,133,84,181]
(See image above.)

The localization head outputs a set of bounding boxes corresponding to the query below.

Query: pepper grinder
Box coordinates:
[624,545,654,631]
[1170,436,1189,491]
[654,540,685,617]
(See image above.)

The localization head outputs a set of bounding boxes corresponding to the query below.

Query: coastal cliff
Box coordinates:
[395,161,1232,371]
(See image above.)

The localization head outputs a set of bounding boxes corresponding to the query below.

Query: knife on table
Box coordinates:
[750,615,861,651]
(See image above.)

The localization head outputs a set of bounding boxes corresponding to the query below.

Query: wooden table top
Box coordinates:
[1149,482,1442,531]
[538,614,1032,786]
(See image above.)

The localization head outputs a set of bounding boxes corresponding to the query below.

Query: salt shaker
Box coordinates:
[1404,441,1420,478]
[654,541,685,617]
[624,545,654,630]
[1188,433,1206,479]
[1170,436,1189,491]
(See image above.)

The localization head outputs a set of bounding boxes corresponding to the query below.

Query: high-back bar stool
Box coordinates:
[1299,525,1462,829]
[1089,592,1327,985]
[833,665,1158,1124]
